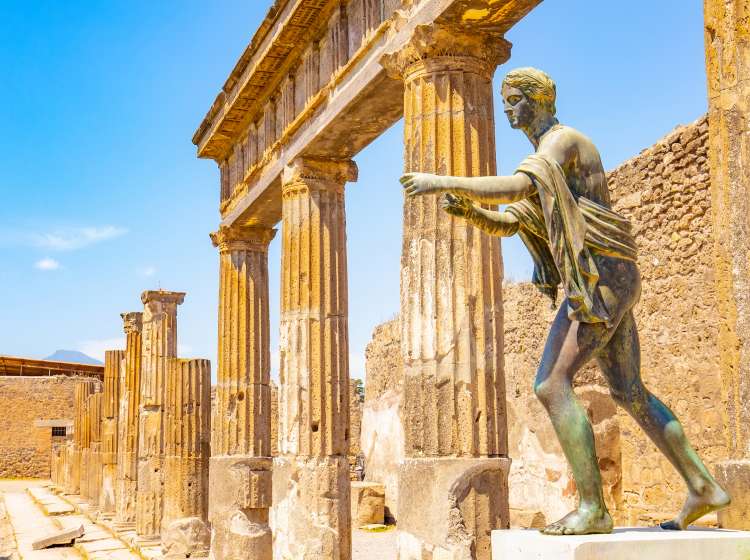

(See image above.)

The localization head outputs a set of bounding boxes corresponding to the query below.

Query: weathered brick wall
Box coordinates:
[0,376,83,479]
[364,116,729,526]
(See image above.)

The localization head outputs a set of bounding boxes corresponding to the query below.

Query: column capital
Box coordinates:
[281,157,358,198]
[210,224,277,253]
[121,311,143,334]
[380,21,511,81]
[141,289,186,306]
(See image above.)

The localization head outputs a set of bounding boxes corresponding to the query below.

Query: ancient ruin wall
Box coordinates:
[363,116,728,526]
[360,319,404,519]
[0,376,84,478]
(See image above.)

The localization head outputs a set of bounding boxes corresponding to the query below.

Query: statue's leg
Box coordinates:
[596,311,730,529]
[534,304,614,536]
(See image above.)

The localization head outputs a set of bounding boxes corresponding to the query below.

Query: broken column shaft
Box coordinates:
[116,312,143,528]
[101,349,124,517]
[136,290,185,543]
[162,358,211,557]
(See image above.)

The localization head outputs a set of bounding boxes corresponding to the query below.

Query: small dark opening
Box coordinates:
[311,421,319,432]
[51,426,66,437]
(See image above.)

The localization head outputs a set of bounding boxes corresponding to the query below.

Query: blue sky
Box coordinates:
[0,1,707,380]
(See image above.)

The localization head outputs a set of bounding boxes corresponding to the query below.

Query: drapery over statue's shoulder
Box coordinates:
[506,154,638,326]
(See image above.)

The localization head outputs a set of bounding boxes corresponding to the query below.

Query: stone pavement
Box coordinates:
[0,480,139,560]
[1,480,398,560]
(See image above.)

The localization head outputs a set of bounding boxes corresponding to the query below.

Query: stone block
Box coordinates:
[351,481,385,526]
[491,528,750,559]
[398,457,511,560]
[272,456,350,560]
[32,524,84,549]
[716,459,750,530]
[210,455,273,560]
[162,517,210,558]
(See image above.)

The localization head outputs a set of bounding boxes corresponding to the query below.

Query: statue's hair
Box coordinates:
[502,67,557,115]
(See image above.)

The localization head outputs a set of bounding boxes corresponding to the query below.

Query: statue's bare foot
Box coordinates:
[660,480,731,530]
[541,507,613,536]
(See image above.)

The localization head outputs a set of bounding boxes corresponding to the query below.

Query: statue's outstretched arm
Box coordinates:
[401,172,534,204]
[441,194,519,237]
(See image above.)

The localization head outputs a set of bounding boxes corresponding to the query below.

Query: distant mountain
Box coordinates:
[44,350,103,365]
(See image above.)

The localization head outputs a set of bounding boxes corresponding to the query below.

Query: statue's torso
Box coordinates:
[536,124,611,207]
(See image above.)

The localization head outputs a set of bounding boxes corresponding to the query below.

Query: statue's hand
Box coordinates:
[440,193,474,218]
[400,172,445,196]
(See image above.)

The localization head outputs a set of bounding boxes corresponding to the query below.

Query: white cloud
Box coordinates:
[32,226,128,251]
[138,266,157,277]
[77,337,125,362]
[35,257,60,271]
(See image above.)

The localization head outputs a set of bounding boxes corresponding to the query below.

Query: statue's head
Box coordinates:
[501,67,556,129]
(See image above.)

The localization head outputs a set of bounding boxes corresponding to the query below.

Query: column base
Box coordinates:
[716,459,750,530]
[491,528,750,559]
[209,455,273,560]
[162,516,210,559]
[397,457,511,560]
[272,456,351,560]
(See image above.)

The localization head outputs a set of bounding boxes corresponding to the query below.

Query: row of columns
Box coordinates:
[205,21,511,560]
[52,18,514,560]
[52,290,212,557]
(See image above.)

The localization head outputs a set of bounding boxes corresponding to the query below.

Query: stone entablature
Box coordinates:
[193,0,540,228]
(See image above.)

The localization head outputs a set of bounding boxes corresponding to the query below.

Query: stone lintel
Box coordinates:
[209,224,277,253]
[214,1,539,229]
[398,457,511,560]
[121,311,143,333]
[140,290,186,306]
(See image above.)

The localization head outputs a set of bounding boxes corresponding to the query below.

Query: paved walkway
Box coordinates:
[0,480,398,559]
[0,480,139,560]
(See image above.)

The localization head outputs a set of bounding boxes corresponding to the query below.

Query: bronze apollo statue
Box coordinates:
[400,67,730,536]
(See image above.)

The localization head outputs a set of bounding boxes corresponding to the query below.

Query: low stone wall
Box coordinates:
[362,116,731,526]
[0,375,82,478]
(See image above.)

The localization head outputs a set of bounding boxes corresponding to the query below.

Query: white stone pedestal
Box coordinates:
[491,528,750,560]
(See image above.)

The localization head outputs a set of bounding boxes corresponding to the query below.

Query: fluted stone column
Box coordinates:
[80,393,93,500]
[274,157,356,560]
[136,290,185,543]
[68,379,98,495]
[208,225,276,560]
[381,22,511,560]
[116,312,143,529]
[87,392,103,510]
[100,349,124,517]
[705,0,750,530]
[162,358,211,557]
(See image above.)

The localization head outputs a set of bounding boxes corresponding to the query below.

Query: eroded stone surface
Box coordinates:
[115,312,142,528]
[161,358,211,552]
[136,290,185,541]
[209,225,275,560]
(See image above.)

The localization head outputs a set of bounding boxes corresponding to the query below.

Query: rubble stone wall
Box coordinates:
[363,116,730,526]
[0,375,83,478]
